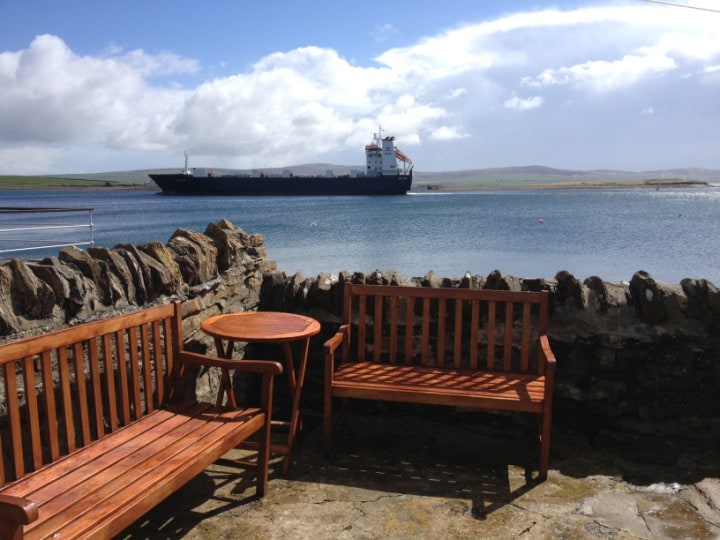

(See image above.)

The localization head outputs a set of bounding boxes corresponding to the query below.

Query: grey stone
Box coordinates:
[168,229,218,285]
[555,270,584,309]
[114,245,150,305]
[7,258,56,319]
[584,275,610,313]
[88,246,138,305]
[138,241,188,298]
[306,272,336,312]
[260,271,290,311]
[30,256,95,319]
[58,245,114,305]
[248,233,264,248]
[204,221,240,271]
[630,271,668,324]
[0,265,20,334]
[484,269,511,290]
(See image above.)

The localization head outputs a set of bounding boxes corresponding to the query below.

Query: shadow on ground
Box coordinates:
[118,399,720,539]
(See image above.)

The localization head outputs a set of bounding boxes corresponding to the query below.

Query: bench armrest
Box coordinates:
[324,324,349,366]
[324,324,349,384]
[177,351,283,376]
[539,335,556,371]
[0,493,39,528]
[539,334,556,398]
[176,351,283,414]
[323,324,348,358]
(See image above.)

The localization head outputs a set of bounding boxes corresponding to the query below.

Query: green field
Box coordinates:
[0,176,117,188]
[0,175,156,189]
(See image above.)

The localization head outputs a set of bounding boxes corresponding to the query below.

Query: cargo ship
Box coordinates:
[149,130,413,195]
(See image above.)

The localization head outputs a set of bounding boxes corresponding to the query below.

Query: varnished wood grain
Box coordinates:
[0,302,283,539]
[324,283,556,480]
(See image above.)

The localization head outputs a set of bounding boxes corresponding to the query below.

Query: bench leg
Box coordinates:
[323,390,333,455]
[538,409,552,481]
[256,421,271,496]
[324,395,351,455]
[256,373,278,497]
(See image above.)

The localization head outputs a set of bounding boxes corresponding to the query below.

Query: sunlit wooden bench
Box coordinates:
[0,302,282,539]
[324,283,556,480]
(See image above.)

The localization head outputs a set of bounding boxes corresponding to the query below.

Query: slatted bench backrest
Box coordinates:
[0,302,182,485]
[342,284,549,374]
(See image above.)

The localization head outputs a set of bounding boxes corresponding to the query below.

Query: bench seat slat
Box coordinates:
[86,410,264,538]
[3,400,209,498]
[332,362,545,413]
[39,408,234,509]
[10,404,265,539]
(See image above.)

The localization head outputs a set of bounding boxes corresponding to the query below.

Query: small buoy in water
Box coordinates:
[538,218,544,224]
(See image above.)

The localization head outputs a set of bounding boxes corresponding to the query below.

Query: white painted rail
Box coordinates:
[0,207,94,256]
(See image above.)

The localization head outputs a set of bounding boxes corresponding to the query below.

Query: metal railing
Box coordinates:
[0,207,94,256]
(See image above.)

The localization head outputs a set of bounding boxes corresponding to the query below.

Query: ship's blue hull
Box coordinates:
[149,172,413,195]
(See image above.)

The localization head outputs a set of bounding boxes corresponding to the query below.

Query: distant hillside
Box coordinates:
[50,164,720,189]
[413,166,720,188]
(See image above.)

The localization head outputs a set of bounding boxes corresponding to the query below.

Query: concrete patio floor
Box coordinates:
[117,400,720,540]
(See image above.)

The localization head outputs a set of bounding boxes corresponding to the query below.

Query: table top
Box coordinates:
[201,311,321,343]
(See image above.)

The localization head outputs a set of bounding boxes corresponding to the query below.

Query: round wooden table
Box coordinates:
[201,311,321,474]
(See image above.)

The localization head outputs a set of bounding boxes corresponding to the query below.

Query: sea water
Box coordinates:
[1,187,719,284]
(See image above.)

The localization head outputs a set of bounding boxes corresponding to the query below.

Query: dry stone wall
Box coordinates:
[1,222,719,438]
[0,220,276,402]
[261,267,720,439]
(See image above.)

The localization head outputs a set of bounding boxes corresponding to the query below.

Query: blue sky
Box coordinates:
[0,0,718,174]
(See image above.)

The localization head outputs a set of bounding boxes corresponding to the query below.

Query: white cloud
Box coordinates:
[525,53,678,92]
[116,48,199,77]
[446,87,467,100]
[0,34,189,150]
[372,23,398,43]
[504,94,543,111]
[1,3,719,174]
[0,145,65,175]
[170,47,444,165]
[429,126,468,141]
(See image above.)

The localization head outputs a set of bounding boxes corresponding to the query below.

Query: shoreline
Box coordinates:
[417,179,713,191]
[0,184,157,191]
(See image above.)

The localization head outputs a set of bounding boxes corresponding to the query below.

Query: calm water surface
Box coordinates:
[1,187,718,284]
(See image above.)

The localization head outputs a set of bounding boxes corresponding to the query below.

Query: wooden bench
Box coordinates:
[323,283,556,480]
[0,302,283,539]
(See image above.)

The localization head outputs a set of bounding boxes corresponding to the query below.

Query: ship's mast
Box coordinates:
[374,125,383,146]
